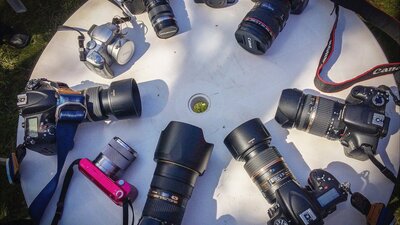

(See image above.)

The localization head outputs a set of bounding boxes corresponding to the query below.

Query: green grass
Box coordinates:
[0,0,86,222]
[0,0,398,223]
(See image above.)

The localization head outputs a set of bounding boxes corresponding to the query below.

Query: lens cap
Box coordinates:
[154,121,214,175]
[224,118,271,161]
[275,89,304,128]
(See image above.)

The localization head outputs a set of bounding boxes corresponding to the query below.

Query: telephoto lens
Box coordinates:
[138,121,214,225]
[145,0,179,39]
[275,89,344,140]
[83,78,142,121]
[224,118,297,203]
[235,0,308,55]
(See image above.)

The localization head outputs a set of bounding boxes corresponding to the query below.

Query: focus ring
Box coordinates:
[244,147,281,178]
[85,86,107,121]
[308,97,335,136]
[142,196,185,225]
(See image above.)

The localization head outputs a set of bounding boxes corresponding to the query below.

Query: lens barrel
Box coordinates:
[84,78,142,121]
[145,0,179,39]
[224,118,296,203]
[275,89,344,139]
[93,137,137,180]
[235,0,290,55]
[138,121,213,225]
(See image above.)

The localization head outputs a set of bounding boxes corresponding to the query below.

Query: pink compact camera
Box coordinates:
[79,137,138,205]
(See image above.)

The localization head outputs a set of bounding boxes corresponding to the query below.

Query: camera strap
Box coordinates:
[28,93,86,224]
[51,159,135,225]
[314,4,400,93]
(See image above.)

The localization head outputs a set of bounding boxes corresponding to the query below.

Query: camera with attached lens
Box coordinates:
[275,85,391,161]
[84,17,135,79]
[224,118,348,225]
[114,0,179,39]
[138,121,213,225]
[17,78,141,155]
[78,137,139,206]
[235,0,308,55]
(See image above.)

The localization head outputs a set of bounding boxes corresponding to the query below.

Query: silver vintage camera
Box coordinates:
[84,18,135,79]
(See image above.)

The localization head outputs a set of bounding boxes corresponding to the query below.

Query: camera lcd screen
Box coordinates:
[317,188,339,207]
[27,117,38,138]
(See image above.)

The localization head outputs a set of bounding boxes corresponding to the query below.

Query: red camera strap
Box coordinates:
[314,5,400,93]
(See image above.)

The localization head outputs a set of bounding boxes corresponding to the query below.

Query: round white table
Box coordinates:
[19,0,399,224]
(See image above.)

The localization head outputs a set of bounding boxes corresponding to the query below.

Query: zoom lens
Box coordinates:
[275,89,345,139]
[83,78,142,121]
[235,0,308,55]
[224,118,296,203]
[93,137,137,180]
[145,0,179,39]
[138,121,213,225]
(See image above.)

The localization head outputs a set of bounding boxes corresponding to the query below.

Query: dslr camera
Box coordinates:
[114,0,179,39]
[235,0,308,55]
[224,118,348,225]
[84,17,135,79]
[275,85,390,161]
[17,78,141,155]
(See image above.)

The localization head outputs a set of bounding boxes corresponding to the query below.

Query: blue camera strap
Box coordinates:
[28,94,86,224]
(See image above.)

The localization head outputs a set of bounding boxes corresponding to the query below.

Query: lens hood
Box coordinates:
[154,121,213,175]
[224,118,271,161]
[275,88,304,128]
[105,78,142,118]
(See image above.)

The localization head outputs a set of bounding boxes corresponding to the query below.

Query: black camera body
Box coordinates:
[268,169,348,225]
[17,78,141,155]
[17,80,60,155]
[340,86,390,160]
[275,86,390,161]
[224,118,348,225]
[115,0,179,39]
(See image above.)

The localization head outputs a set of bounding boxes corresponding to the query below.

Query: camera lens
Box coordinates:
[224,118,296,203]
[107,38,135,65]
[145,0,179,39]
[138,121,213,225]
[235,0,309,55]
[93,137,137,180]
[83,78,142,121]
[275,89,344,139]
[235,0,291,55]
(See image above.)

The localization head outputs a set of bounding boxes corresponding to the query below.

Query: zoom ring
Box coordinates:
[308,97,335,137]
[143,191,186,225]
[244,146,281,176]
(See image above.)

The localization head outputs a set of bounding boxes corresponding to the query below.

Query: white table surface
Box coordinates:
[18,0,399,224]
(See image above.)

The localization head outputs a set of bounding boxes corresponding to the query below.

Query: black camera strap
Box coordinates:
[314,4,400,94]
[51,159,135,225]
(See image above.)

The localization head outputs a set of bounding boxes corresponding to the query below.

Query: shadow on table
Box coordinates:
[171,0,191,36]
[265,119,313,184]
[113,18,150,77]
[71,78,169,119]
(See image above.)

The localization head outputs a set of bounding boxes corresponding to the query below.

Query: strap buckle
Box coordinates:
[55,102,87,123]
